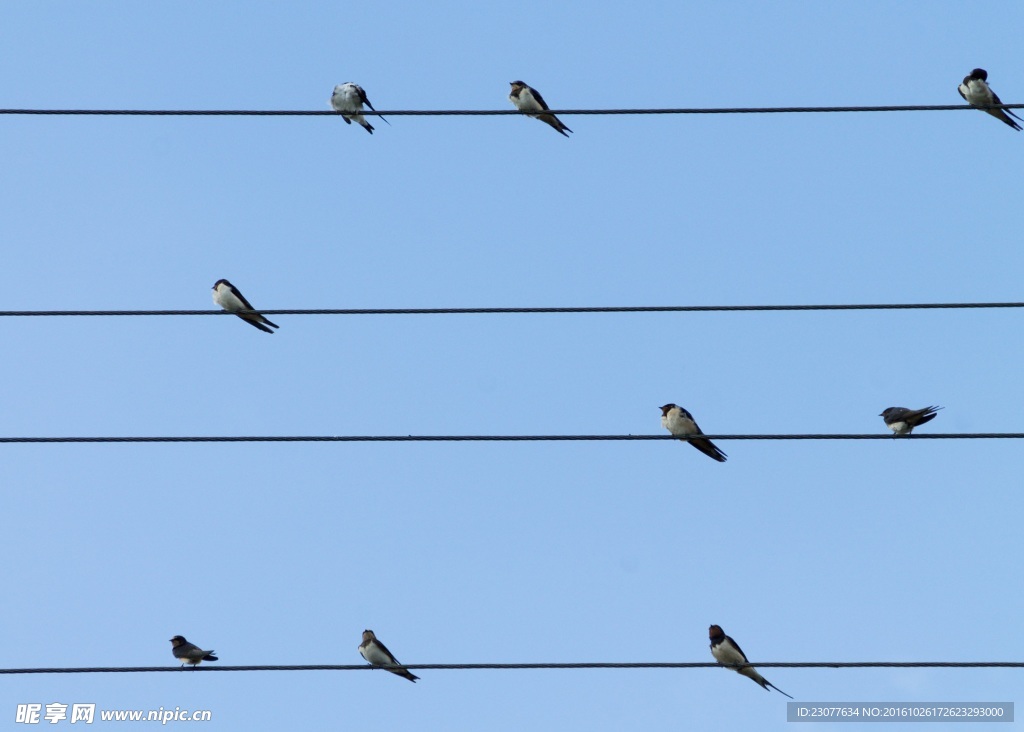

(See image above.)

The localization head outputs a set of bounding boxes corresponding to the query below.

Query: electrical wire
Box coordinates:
[0,301,1021,317]
[3,97,1019,694]
[1,661,1021,674]
[0,434,1020,444]
[0,104,1021,117]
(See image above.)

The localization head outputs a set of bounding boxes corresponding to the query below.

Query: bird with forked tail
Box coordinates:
[660,404,727,462]
[359,629,419,682]
[170,635,218,667]
[508,81,573,137]
[958,68,1022,131]
[709,624,792,698]
[879,405,943,436]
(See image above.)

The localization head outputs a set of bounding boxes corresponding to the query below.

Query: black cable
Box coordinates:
[1,661,1021,674]
[0,434,1019,444]
[0,302,1021,317]
[0,104,1021,117]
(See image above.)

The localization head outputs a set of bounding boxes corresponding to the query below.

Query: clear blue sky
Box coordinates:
[2,1,1022,729]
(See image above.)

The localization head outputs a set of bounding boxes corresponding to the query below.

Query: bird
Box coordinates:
[958,68,1022,131]
[211,279,279,334]
[358,630,419,682]
[330,83,387,134]
[709,625,792,699]
[659,404,727,462]
[879,406,943,436]
[508,81,572,137]
[170,635,218,667]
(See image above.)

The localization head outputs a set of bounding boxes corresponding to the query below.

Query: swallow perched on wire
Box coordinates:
[170,635,218,667]
[879,406,943,436]
[212,279,279,334]
[958,68,1022,131]
[709,625,792,698]
[359,630,419,682]
[330,82,388,134]
[508,81,572,137]
[659,404,727,462]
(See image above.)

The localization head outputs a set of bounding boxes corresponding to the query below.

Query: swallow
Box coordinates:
[170,635,218,667]
[508,81,572,137]
[958,69,1022,131]
[330,83,387,134]
[212,279,279,334]
[659,404,727,462]
[879,406,943,436]
[358,630,419,682]
[709,625,792,699]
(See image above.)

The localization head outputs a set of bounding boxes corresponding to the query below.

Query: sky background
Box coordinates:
[1,1,1022,730]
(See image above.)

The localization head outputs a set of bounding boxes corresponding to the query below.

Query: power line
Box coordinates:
[1,661,1021,674]
[0,434,1020,444]
[0,301,1022,318]
[0,104,1021,117]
